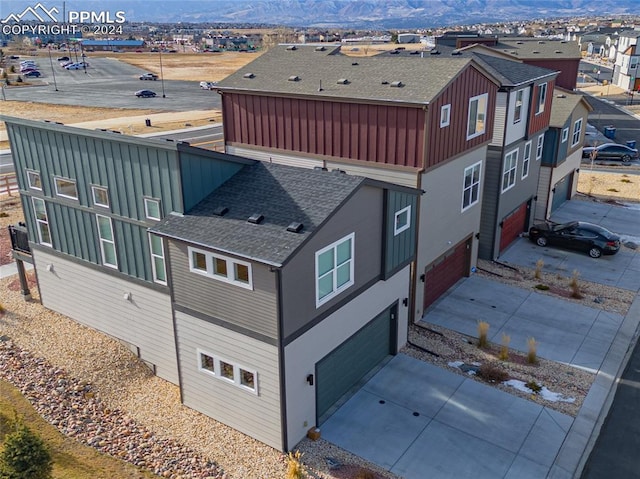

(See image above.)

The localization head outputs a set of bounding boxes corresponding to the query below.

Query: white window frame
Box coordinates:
[32,197,52,246]
[27,170,42,190]
[522,141,532,179]
[188,246,253,290]
[144,197,161,220]
[440,104,451,128]
[148,233,167,285]
[91,185,109,208]
[462,161,482,212]
[315,233,355,308]
[54,176,78,200]
[394,206,411,235]
[536,135,544,160]
[502,149,518,193]
[197,349,258,395]
[466,93,488,140]
[513,89,524,124]
[536,82,547,115]
[571,118,583,147]
[96,214,117,269]
[561,128,569,143]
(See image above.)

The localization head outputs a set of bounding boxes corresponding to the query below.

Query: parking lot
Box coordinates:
[3,56,220,112]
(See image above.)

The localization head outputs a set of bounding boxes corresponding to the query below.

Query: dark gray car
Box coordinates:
[582,143,639,163]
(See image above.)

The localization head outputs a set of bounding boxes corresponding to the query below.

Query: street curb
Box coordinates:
[580,89,640,121]
[548,293,640,478]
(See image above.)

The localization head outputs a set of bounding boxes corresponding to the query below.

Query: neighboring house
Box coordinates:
[535,90,593,221]
[3,115,419,452]
[214,44,501,319]
[151,161,418,450]
[2,116,252,385]
[576,28,624,58]
[612,31,640,92]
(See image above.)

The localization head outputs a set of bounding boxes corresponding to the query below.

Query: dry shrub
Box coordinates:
[356,469,376,479]
[570,270,583,299]
[534,258,544,280]
[477,363,509,383]
[499,333,510,361]
[286,450,306,479]
[527,337,538,364]
[477,321,490,349]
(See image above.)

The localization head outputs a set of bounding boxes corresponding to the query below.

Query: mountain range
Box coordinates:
[2,0,638,29]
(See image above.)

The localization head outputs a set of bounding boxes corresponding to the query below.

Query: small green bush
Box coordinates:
[0,423,52,479]
[534,284,549,290]
[477,363,509,383]
[526,380,542,394]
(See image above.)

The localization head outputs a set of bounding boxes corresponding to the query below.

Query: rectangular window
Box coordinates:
[536,135,544,160]
[197,350,258,394]
[315,233,354,307]
[502,149,518,193]
[27,171,42,190]
[561,128,569,143]
[149,233,167,284]
[96,214,117,268]
[144,198,161,220]
[32,197,51,246]
[188,247,253,290]
[54,177,78,200]
[522,141,532,179]
[536,82,547,115]
[440,104,451,128]
[571,118,583,146]
[462,161,482,211]
[394,205,411,236]
[92,186,109,208]
[467,93,488,139]
[513,89,524,123]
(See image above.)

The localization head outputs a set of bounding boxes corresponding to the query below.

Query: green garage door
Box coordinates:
[552,173,572,213]
[316,305,397,423]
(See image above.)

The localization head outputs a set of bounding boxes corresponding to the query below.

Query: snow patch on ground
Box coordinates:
[504,379,576,403]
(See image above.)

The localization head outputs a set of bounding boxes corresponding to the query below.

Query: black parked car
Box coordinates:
[135,89,157,98]
[582,143,639,163]
[528,221,620,258]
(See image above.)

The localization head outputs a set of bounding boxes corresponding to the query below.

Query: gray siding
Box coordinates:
[535,167,552,221]
[384,190,418,276]
[280,185,383,339]
[479,149,501,260]
[33,249,178,384]
[175,311,282,449]
[169,241,279,340]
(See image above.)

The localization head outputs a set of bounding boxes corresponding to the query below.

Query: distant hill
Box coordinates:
[2,0,638,28]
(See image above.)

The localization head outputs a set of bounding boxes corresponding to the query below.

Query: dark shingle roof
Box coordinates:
[493,38,581,59]
[549,90,592,128]
[216,44,479,105]
[471,53,557,86]
[150,162,366,266]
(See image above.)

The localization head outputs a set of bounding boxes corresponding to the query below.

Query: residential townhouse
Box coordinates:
[611,30,640,92]
[3,115,419,451]
[535,90,593,221]
[214,44,500,319]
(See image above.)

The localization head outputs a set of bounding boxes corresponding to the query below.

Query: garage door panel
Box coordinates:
[500,202,528,253]
[552,174,571,212]
[423,239,471,310]
[316,306,395,422]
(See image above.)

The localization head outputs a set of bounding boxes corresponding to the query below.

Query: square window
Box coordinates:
[92,186,109,208]
[27,171,42,190]
[200,353,214,372]
[144,198,161,220]
[440,104,451,128]
[394,206,411,235]
[235,263,249,283]
[220,360,234,380]
[240,369,255,389]
[214,257,228,277]
[192,251,207,271]
[55,177,78,200]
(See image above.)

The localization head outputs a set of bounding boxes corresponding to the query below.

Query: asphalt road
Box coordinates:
[2,56,221,112]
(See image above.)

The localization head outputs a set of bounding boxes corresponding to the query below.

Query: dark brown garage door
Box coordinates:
[499,202,528,253]
[423,238,471,310]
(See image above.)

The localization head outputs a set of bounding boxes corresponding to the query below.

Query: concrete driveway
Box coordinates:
[499,200,640,292]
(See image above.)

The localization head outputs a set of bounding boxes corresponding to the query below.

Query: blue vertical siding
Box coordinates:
[384,190,418,276]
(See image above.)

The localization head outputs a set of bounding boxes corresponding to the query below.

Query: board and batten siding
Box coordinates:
[222,93,425,168]
[384,190,418,276]
[284,265,410,450]
[33,249,178,384]
[280,185,383,340]
[174,311,282,449]
[168,241,278,340]
[427,65,497,169]
[528,80,555,136]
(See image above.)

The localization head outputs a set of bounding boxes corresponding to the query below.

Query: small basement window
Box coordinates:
[197,349,258,394]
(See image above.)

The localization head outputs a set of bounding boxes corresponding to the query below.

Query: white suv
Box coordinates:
[199,81,217,90]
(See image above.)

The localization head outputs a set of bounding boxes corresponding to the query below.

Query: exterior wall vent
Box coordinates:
[286,45,297,51]
[337,78,350,85]
[243,73,255,79]
[532,51,540,54]
[390,81,404,88]
[213,206,228,216]
[248,213,264,224]
[286,222,304,233]
[288,75,301,82]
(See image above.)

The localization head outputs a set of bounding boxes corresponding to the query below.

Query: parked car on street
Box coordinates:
[57,56,70,61]
[65,62,89,70]
[139,73,158,80]
[60,60,74,68]
[582,143,639,163]
[19,67,38,74]
[528,221,620,258]
[199,81,217,90]
[135,89,157,98]
[23,71,41,77]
